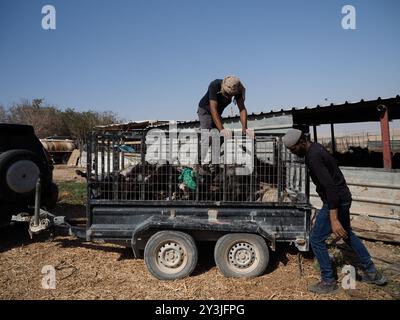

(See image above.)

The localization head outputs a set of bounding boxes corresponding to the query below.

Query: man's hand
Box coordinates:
[242,128,254,139]
[221,128,232,139]
[331,219,347,239]
[330,209,347,239]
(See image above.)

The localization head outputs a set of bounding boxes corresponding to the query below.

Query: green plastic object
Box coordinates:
[178,168,197,190]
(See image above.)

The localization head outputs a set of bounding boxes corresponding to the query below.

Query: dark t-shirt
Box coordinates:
[305,142,352,210]
[198,79,242,115]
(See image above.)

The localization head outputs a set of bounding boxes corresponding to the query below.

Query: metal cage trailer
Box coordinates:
[29,130,312,280]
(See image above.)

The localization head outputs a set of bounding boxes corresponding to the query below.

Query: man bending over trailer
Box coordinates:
[197,75,253,138]
[283,129,387,295]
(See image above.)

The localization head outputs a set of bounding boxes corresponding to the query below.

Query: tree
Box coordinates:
[5,99,120,148]
[0,105,8,122]
[8,99,69,138]
[61,108,118,149]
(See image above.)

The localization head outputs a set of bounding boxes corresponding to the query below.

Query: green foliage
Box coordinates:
[0,105,7,122]
[1,99,120,141]
[57,181,86,205]
[61,108,118,146]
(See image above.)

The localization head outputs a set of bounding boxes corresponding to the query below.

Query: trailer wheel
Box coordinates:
[214,233,269,278]
[144,231,198,280]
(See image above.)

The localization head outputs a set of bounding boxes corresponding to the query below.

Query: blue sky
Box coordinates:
[0,0,399,132]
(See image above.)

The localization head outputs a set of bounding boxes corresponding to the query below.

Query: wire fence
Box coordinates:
[87,131,308,205]
[318,133,400,153]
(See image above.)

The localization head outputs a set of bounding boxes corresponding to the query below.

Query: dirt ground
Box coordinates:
[0,165,399,300]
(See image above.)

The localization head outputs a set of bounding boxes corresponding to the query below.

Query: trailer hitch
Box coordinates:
[29,209,52,238]
[11,177,73,239]
[25,177,53,238]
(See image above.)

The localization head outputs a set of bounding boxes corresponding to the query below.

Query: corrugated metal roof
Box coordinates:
[154,95,400,128]
[292,95,400,125]
[94,95,400,131]
[182,95,400,124]
[94,120,174,131]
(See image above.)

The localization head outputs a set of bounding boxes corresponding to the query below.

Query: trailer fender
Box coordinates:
[254,223,276,251]
[130,216,164,258]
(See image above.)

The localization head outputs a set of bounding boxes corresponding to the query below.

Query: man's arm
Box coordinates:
[308,153,347,238]
[308,153,340,209]
[209,100,224,131]
[237,97,254,138]
[237,98,247,132]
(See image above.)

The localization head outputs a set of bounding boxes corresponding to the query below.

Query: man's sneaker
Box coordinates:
[308,281,339,294]
[361,271,387,286]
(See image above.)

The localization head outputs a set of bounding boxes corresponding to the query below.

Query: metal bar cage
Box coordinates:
[87,131,308,205]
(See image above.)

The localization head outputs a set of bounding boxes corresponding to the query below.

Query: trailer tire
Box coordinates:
[214,233,269,278]
[144,231,198,280]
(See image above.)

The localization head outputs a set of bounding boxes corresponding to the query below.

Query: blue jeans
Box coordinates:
[310,202,376,282]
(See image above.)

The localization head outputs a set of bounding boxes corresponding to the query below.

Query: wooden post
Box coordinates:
[378,105,392,169]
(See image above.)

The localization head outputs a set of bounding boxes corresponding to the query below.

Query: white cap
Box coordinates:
[282,129,302,148]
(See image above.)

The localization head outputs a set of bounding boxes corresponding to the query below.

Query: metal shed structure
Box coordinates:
[291,96,400,169]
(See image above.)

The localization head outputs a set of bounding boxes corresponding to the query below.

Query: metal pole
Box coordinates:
[196,131,200,202]
[277,137,282,203]
[313,125,318,143]
[168,133,173,200]
[141,133,146,200]
[378,105,392,169]
[330,123,336,154]
[86,133,92,233]
[34,177,41,227]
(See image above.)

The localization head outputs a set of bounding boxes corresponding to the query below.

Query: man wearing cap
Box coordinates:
[197,76,252,137]
[283,128,386,294]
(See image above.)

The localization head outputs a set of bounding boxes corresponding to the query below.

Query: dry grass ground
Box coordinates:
[0,165,399,300]
[52,165,86,183]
